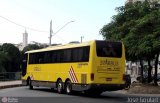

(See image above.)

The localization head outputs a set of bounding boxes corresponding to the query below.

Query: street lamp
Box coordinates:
[49,20,74,46]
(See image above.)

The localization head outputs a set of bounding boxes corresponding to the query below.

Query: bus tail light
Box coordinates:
[123,74,126,81]
[91,73,94,81]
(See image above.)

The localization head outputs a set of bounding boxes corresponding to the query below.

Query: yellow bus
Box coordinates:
[22,40,126,95]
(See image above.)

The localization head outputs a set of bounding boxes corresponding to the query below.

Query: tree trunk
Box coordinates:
[147,59,152,83]
[154,52,159,86]
[140,59,144,83]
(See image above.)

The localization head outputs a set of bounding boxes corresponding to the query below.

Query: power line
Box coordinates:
[49,20,74,45]
[0,15,48,33]
[53,21,74,36]
[55,35,67,44]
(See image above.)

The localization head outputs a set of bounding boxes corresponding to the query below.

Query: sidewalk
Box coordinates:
[0,80,22,89]
[113,90,160,97]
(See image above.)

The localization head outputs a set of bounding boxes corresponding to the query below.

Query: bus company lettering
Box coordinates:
[77,63,88,68]
[97,66,120,73]
[34,67,41,71]
[100,59,119,66]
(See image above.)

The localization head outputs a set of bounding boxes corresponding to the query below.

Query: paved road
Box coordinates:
[0,86,159,103]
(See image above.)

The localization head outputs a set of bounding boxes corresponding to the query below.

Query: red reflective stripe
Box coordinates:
[69,69,75,83]
[70,66,78,83]
[68,66,78,83]
[70,67,77,83]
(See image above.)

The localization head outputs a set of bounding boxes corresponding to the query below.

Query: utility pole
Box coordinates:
[49,20,53,46]
[81,36,84,43]
[49,20,74,46]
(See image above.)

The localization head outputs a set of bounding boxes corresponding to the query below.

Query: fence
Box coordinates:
[0,72,21,81]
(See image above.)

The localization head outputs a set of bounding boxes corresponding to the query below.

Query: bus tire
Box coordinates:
[57,80,63,94]
[124,84,130,90]
[65,80,72,95]
[26,77,30,86]
[29,78,33,90]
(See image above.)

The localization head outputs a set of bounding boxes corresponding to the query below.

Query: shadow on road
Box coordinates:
[27,86,127,100]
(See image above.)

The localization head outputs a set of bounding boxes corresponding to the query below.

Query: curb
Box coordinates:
[0,80,23,89]
[0,84,23,89]
[111,90,160,97]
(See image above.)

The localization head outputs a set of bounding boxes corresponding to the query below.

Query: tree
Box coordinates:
[22,44,45,53]
[1,43,21,72]
[100,0,160,85]
[0,51,10,72]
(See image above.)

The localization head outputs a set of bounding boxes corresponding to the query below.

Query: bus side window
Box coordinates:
[57,50,62,62]
[63,49,72,62]
[34,53,39,64]
[29,53,35,64]
[78,48,83,62]
[38,52,44,63]
[39,58,43,63]
[72,46,89,62]
[72,48,79,62]
[82,46,90,61]
[44,51,52,63]
[52,51,57,63]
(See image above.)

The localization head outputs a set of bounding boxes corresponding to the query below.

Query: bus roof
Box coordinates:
[26,40,95,54]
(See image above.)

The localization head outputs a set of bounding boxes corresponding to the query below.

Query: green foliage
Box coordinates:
[100,0,160,84]
[0,43,47,73]
[0,43,21,72]
[22,44,45,53]
[2,43,21,63]
[100,0,160,61]
[0,51,10,72]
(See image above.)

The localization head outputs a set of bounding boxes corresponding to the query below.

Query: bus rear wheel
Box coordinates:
[65,80,72,95]
[57,80,63,94]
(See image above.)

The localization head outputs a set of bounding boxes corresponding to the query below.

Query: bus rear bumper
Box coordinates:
[89,84,125,91]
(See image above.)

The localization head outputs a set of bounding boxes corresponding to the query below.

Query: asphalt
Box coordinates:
[0,81,160,97]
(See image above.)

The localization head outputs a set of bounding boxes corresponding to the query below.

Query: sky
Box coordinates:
[0,0,125,45]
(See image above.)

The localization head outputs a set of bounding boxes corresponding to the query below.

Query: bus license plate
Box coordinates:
[106,78,112,81]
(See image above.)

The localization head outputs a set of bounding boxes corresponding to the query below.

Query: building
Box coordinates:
[22,30,28,49]
[14,43,23,51]
[126,60,160,78]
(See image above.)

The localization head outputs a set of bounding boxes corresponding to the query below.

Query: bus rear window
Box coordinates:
[96,41,122,58]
